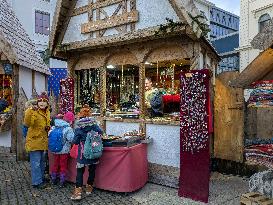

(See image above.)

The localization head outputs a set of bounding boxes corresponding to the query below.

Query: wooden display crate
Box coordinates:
[241,192,273,205]
[0,113,12,132]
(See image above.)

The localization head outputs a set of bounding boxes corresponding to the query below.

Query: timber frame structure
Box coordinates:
[50,0,219,124]
[50,0,219,187]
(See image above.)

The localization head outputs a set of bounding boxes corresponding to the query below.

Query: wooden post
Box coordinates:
[212,61,216,86]
[16,88,28,161]
[45,74,48,93]
[11,64,19,155]
[32,70,35,91]
[139,63,146,136]
[139,63,145,118]
[100,67,107,131]
[203,52,207,69]
[68,59,76,111]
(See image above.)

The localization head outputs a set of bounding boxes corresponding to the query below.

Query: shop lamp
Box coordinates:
[107,65,115,69]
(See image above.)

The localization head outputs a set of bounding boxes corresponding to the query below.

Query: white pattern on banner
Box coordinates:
[180,71,209,153]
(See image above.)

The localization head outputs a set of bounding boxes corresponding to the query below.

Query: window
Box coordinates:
[228,17,231,26]
[75,69,101,114]
[200,11,208,21]
[222,16,226,25]
[144,60,191,119]
[216,14,220,22]
[259,13,271,32]
[35,11,50,35]
[106,65,139,119]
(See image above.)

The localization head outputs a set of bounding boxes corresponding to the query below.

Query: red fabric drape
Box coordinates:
[49,144,148,192]
[179,69,210,203]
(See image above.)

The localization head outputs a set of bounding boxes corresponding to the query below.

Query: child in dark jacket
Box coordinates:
[71,105,103,201]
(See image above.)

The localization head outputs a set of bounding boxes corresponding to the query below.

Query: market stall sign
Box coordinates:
[81,10,139,33]
[3,64,12,75]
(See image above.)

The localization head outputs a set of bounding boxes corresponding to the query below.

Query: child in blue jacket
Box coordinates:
[50,112,75,187]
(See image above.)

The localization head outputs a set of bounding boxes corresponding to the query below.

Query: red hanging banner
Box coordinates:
[179,69,210,203]
[59,77,74,114]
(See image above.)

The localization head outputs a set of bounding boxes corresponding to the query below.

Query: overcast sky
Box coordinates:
[209,0,240,16]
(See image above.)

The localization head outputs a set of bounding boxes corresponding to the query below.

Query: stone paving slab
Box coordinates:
[0,161,249,204]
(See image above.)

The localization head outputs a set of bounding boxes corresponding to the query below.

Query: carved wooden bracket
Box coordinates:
[77,0,138,35]
[0,113,12,132]
[81,10,138,33]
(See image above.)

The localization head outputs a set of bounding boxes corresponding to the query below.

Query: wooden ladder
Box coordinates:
[241,192,273,205]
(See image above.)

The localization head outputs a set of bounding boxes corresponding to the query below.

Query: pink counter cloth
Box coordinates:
[49,143,148,192]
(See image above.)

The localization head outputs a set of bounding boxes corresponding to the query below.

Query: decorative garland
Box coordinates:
[155,18,186,36]
[40,48,50,65]
[155,14,210,37]
[188,13,211,37]
[56,43,69,53]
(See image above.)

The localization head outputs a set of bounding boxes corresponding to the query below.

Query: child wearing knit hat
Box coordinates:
[77,104,92,119]
[70,105,102,201]
[24,92,50,189]
[49,111,75,187]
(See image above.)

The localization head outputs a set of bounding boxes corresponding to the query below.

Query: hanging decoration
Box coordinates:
[59,77,74,114]
[180,70,209,153]
[179,69,210,204]
[78,69,100,107]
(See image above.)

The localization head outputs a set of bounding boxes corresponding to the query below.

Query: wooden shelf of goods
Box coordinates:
[0,114,12,132]
[240,192,273,205]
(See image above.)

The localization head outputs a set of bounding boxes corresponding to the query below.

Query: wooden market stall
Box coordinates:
[230,19,273,199]
[50,0,219,188]
[0,0,50,160]
[230,19,273,171]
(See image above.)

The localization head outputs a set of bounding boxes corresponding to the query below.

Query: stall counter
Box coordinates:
[49,143,148,192]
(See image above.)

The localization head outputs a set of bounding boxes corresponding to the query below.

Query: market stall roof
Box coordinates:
[230,19,273,89]
[49,0,207,56]
[0,0,50,75]
[230,48,273,88]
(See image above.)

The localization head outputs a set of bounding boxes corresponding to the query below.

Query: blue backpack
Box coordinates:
[48,127,65,152]
[83,131,103,159]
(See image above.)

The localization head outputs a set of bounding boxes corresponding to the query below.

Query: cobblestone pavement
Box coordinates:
[0,161,248,205]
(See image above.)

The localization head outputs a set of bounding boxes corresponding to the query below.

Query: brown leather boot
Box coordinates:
[70,187,82,200]
[86,184,93,195]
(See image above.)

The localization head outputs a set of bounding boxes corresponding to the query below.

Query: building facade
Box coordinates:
[212,32,240,73]
[194,0,239,39]
[194,0,240,73]
[239,0,273,72]
[210,6,239,39]
[6,0,66,69]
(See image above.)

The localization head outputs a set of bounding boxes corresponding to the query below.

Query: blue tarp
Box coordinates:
[47,68,67,97]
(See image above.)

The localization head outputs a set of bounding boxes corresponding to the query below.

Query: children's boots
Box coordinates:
[51,172,57,185]
[71,187,82,200]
